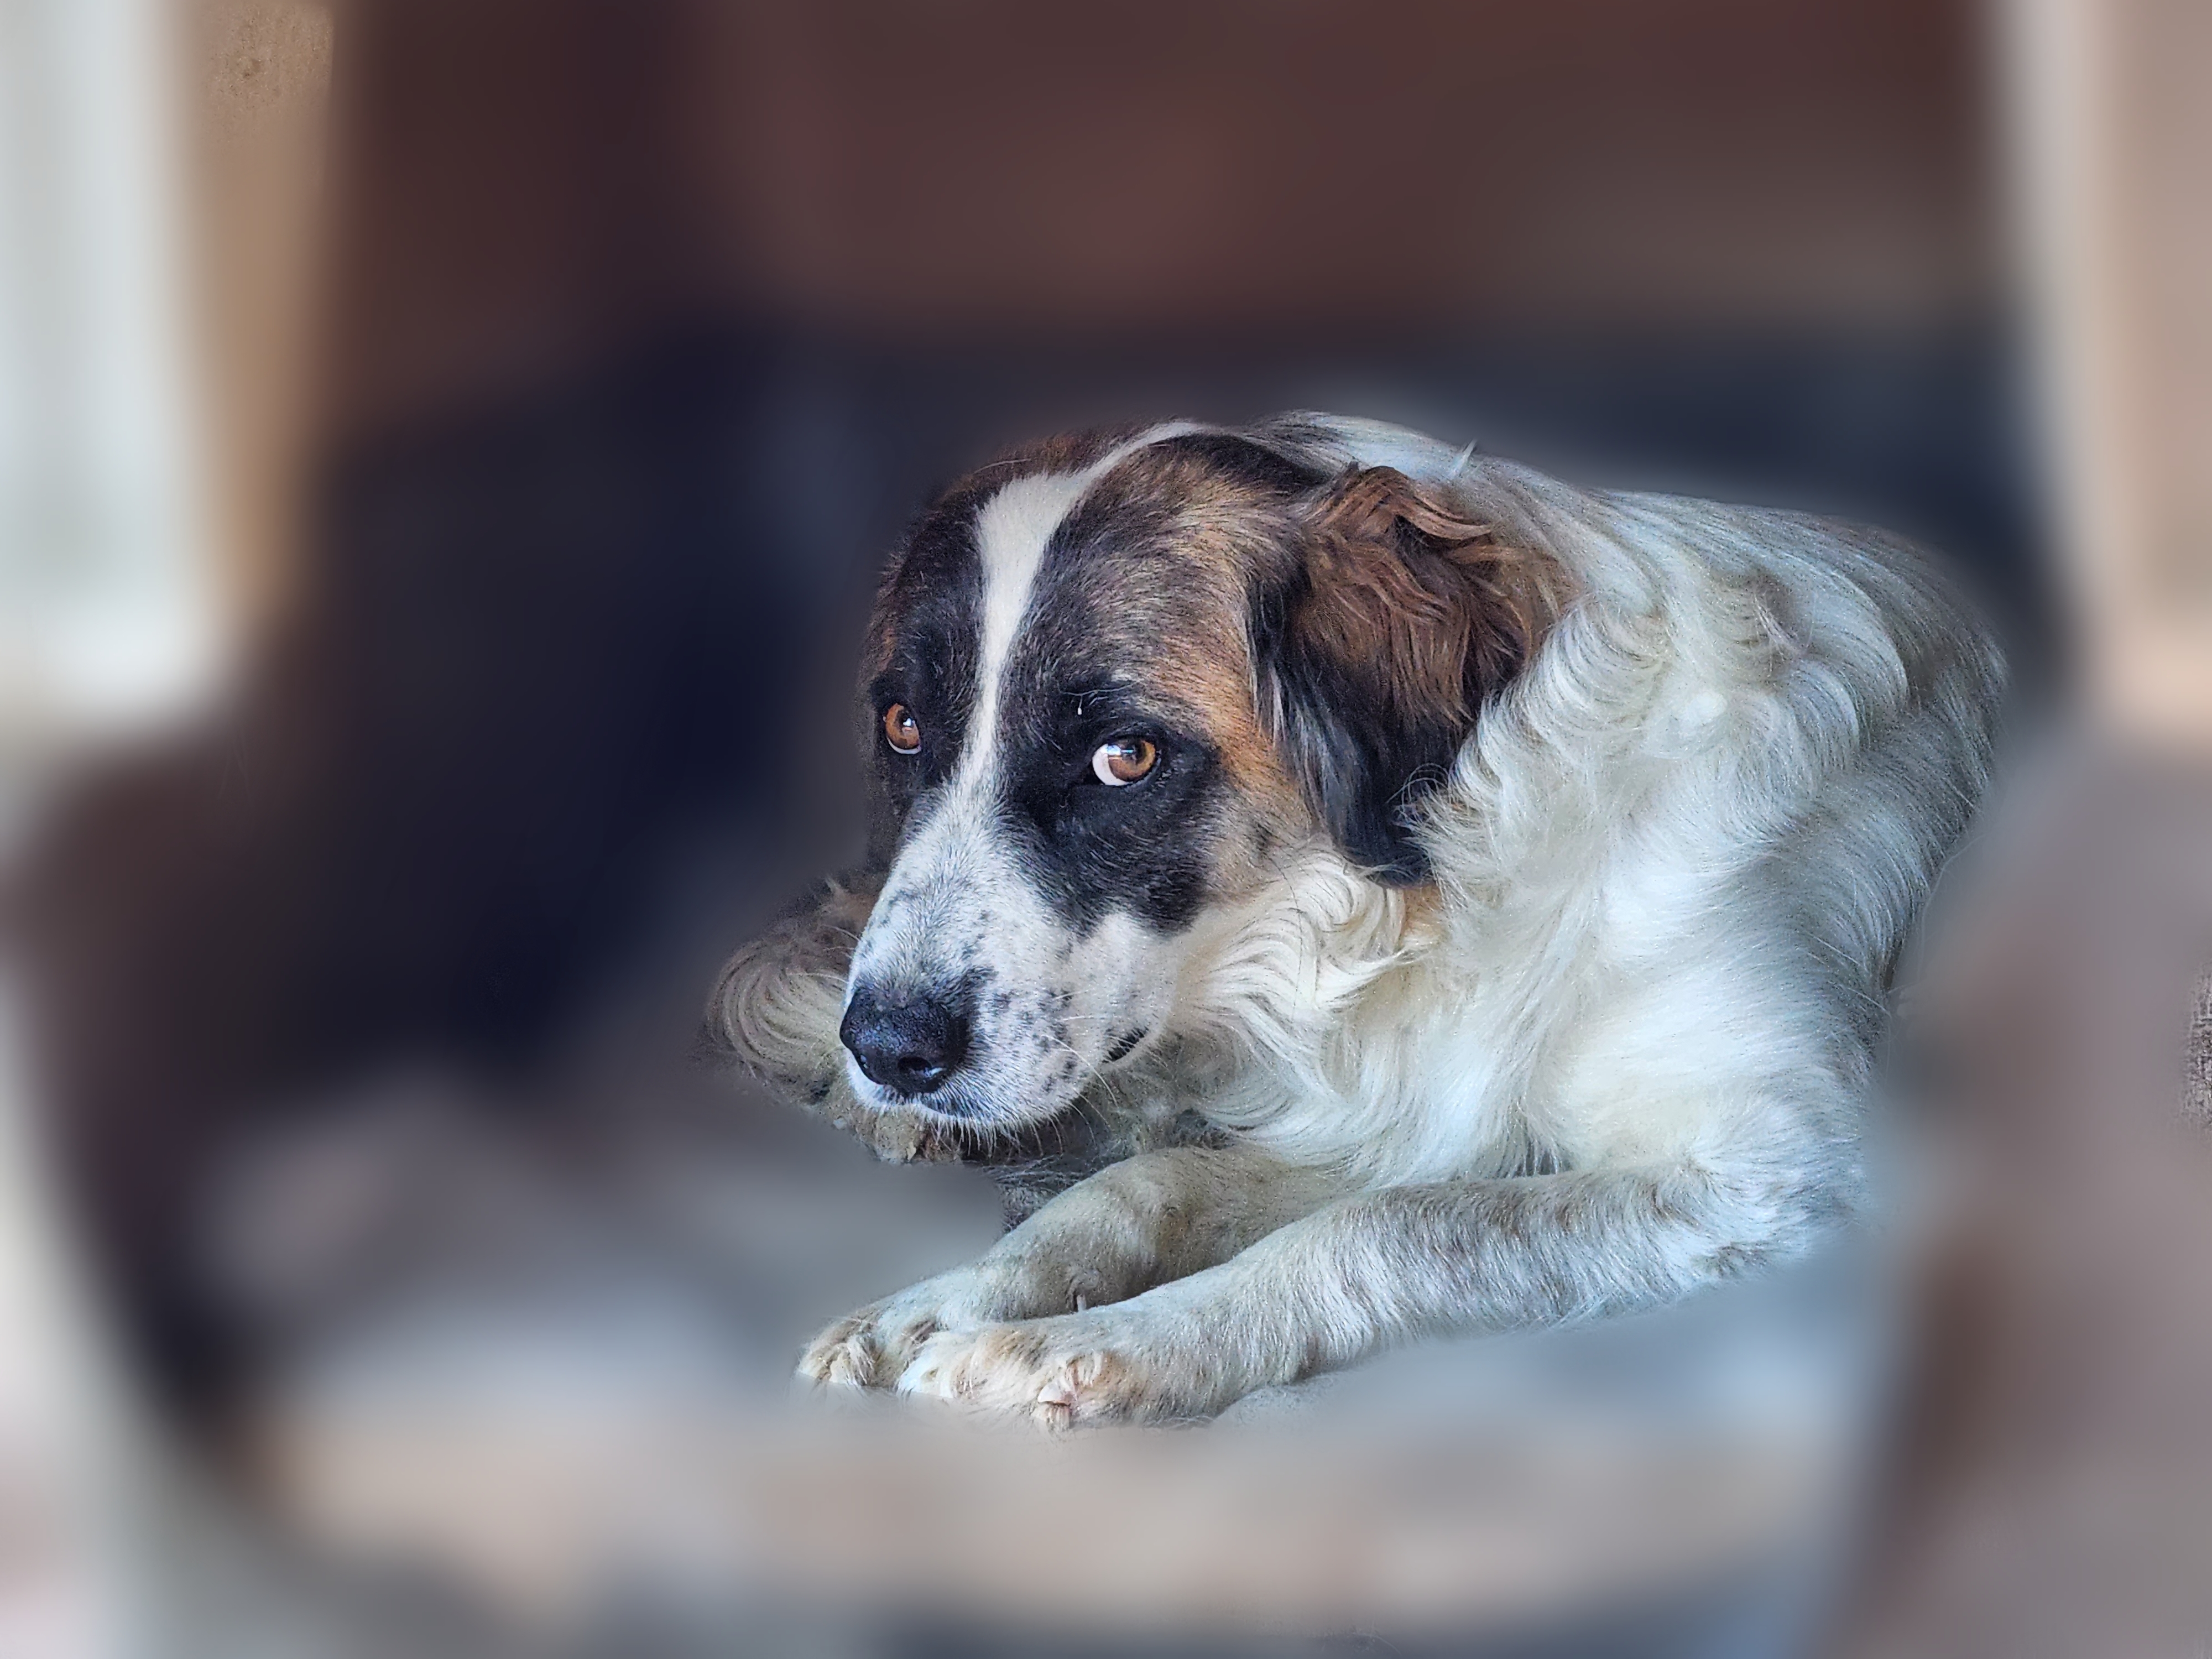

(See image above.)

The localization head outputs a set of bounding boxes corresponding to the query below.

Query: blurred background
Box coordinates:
[1,1,2209,1654]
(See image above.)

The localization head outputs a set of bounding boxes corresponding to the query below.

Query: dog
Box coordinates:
[712,414,2004,1427]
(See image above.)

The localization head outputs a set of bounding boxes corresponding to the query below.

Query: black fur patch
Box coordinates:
[861,486,989,862]
[1252,571,1466,883]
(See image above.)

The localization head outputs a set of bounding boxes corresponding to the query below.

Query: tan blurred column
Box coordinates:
[194,0,332,634]
[2009,0,2212,747]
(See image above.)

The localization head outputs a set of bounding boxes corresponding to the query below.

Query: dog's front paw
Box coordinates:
[898,1307,1227,1429]
[798,1305,911,1389]
[797,1262,1070,1390]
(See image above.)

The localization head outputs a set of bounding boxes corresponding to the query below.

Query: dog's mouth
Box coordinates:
[841,1001,1156,1130]
[887,1076,997,1122]
[843,1047,1086,1130]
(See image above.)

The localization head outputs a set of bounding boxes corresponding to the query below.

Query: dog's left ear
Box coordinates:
[1255,466,1558,884]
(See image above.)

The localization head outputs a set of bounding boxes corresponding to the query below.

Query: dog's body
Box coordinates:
[715,415,2002,1426]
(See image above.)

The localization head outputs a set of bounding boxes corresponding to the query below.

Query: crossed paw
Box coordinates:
[798,1275,1223,1428]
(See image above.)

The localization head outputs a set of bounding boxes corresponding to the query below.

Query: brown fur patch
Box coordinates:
[1295,466,1569,734]
[1068,443,1312,822]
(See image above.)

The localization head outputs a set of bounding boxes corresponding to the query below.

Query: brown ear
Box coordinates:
[1255,466,1563,882]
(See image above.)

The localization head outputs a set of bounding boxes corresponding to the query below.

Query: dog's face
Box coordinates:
[838,424,1553,1129]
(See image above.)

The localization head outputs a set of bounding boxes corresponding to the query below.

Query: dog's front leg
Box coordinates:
[902,1162,1809,1426]
[799,1145,1337,1388]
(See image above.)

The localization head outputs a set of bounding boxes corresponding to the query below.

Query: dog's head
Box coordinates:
[839,420,1561,1128]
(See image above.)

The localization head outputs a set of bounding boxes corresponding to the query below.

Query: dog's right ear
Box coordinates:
[1254,466,1561,884]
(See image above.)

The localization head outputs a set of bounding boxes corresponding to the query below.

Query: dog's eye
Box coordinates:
[882,703,922,754]
[1091,736,1157,786]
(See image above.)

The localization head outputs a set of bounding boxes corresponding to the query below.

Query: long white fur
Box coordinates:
[787,416,2002,1424]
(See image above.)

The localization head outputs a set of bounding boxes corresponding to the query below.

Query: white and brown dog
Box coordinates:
[713,414,2002,1427]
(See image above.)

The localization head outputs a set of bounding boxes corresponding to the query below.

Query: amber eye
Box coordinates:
[882,703,922,754]
[1091,735,1157,786]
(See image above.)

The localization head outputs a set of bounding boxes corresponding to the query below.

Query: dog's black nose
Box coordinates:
[840,985,971,1097]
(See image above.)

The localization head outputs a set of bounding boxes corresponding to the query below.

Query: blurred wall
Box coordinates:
[318,0,1999,439]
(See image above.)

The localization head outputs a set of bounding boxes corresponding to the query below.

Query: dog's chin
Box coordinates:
[842,1057,1081,1134]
